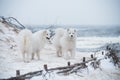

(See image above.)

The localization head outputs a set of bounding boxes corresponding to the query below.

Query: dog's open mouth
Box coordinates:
[46,37,50,40]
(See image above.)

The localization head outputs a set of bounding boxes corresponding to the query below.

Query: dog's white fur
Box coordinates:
[52,28,65,57]
[18,29,33,62]
[60,28,77,59]
[32,30,50,60]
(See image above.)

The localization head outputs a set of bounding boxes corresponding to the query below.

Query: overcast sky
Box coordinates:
[0,0,120,25]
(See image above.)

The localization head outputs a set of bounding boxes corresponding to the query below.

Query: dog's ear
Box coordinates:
[43,30,47,34]
[67,28,69,32]
[74,29,76,32]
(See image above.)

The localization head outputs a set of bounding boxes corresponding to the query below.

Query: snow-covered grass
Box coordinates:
[0,22,120,80]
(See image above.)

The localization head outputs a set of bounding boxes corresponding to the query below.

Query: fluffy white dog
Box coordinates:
[18,29,33,62]
[52,28,65,57]
[60,28,77,59]
[32,30,50,60]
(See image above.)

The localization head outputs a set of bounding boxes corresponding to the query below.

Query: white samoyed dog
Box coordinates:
[18,29,33,62]
[52,28,65,57]
[60,28,77,59]
[32,30,50,60]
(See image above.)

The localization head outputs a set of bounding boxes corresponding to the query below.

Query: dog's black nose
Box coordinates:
[71,35,73,37]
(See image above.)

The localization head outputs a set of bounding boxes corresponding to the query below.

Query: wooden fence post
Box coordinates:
[83,57,85,62]
[16,70,20,77]
[67,62,70,66]
[44,64,48,71]
[91,54,93,58]
[102,51,104,55]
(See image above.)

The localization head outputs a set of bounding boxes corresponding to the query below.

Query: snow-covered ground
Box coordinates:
[0,22,120,80]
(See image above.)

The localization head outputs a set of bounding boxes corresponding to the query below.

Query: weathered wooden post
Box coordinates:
[67,62,70,66]
[91,54,93,58]
[82,57,87,68]
[83,57,85,62]
[44,64,48,71]
[16,70,20,77]
[102,51,104,55]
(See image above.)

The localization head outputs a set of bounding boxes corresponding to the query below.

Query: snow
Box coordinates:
[77,37,120,49]
[0,22,120,80]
